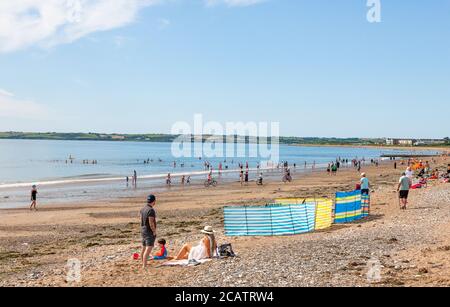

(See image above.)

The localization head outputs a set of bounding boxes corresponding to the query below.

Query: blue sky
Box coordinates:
[0,0,449,138]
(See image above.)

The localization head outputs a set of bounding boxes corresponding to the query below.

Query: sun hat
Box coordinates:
[361,173,366,177]
[201,226,215,234]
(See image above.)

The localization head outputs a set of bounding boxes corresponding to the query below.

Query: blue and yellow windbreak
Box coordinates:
[224,203,315,237]
[334,190,362,223]
[361,194,370,217]
[275,198,333,231]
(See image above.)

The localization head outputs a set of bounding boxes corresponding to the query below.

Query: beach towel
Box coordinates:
[161,259,212,267]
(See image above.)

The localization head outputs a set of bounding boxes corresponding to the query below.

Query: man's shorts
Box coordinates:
[399,190,409,199]
[141,228,156,247]
[361,189,369,195]
[142,234,156,247]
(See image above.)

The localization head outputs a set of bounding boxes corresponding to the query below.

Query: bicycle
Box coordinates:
[204,178,218,187]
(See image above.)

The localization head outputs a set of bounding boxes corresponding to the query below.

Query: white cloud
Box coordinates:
[0,89,14,97]
[0,89,48,119]
[205,0,266,7]
[0,0,161,53]
[0,0,265,53]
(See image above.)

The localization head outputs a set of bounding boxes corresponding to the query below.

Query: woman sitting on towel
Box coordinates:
[175,226,217,261]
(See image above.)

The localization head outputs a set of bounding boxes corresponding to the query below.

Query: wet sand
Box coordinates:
[0,156,449,287]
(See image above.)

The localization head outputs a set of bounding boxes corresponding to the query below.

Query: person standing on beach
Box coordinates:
[405,167,414,182]
[133,170,137,187]
[331,163,338,175]
[360,173,370,195]
[240,166,244,185]
[166,173,171,186]
[397,173,412,210]
[30,185,38,211]
[140,195,157,268]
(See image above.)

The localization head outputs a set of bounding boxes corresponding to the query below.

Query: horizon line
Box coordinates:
[0,131,447,141]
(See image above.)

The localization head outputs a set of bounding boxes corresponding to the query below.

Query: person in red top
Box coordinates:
[153,239,168,260]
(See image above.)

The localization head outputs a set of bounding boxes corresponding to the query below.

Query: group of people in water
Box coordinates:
[51,155,99,165]
[128,156,394,189]
[82,160,98,164]
[164,160,296,188]
[325,157,372,175]
[165,173,192,186]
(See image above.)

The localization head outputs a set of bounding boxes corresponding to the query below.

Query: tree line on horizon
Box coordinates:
[0,131,448,147]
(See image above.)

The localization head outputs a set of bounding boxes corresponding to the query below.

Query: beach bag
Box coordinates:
[217,243,236,258]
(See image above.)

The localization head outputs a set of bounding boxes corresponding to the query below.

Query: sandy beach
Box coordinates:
[0,156,449,287]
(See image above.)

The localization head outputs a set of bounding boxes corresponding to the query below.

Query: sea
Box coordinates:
[0,139,439,208]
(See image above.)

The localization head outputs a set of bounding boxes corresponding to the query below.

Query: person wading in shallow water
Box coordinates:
[140,194,157,268]
[30,185,38,211]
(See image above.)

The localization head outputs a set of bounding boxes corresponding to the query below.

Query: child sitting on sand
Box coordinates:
[153,239,168,260]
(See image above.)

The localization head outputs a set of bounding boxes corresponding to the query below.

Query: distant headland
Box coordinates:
[0,131,448,148]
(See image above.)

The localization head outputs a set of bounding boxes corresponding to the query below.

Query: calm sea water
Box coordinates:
[0,139,437,208]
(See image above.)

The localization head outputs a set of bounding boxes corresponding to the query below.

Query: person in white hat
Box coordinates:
[175,226,217,262]
[360,173,370,195]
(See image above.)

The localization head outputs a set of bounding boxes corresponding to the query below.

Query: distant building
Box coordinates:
[386,138,444,146]
[414,139,446,146]
[386,138,404,146]
[398,139,415,146]
[111,135,125,140]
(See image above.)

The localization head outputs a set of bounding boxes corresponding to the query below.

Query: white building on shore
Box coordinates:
[385,138,445,146]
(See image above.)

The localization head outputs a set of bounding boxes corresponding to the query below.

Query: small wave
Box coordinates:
[0,167,275,189]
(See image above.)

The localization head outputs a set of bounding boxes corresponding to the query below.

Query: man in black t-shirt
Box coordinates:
[140,194,157,268]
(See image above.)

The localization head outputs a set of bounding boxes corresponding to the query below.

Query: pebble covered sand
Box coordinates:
[179,186,450,287]
[1,158,449,287]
